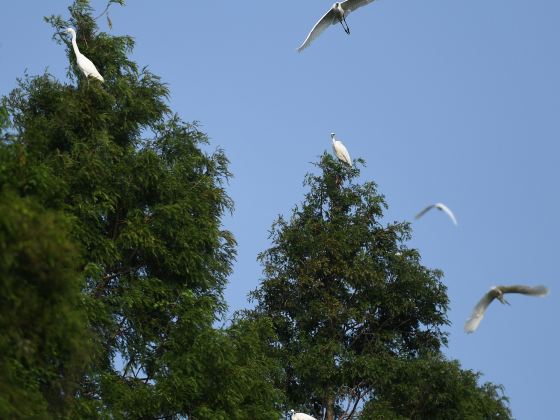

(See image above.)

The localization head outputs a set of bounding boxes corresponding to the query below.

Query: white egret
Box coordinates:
[464,285,550,333]
[415,203,457,226]
[289,409,317,420]
[66,27,104,82]
[297,0,376,52]
[331,133,352,167]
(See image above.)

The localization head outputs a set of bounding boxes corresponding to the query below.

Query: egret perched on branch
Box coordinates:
[289,409,317,420]
[464,285,550,333]
[331,133,352,167]
[297,0,376,52]
[415,203,457,226]
[65,27,104,82]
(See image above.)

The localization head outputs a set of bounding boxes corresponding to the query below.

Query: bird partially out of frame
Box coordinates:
[297,0,376,52]
[289,409,317,420]
[464,285,550,333]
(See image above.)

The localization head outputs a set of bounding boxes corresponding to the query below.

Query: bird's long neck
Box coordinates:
[70,31,81,57]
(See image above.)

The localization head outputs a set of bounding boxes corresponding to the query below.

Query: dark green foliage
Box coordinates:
[362,356,511,419]
[0,1,282,418]
[0,0,513,417]
[250,155,511,419]
[0,190,89,418]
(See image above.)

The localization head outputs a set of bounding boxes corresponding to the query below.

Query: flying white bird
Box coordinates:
[289,409,317,420]
[297,0,376,52]
[415,203,457,226]
[464,285,550,333]
[66,27,104,82]
[331,133,352,167]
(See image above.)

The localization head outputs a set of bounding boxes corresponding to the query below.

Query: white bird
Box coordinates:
[415,203,457,226]
[297,0,376,52]
[464,285,550,333]
[289,409,317,420]
[65,27,104,82]
[331,133,352,167]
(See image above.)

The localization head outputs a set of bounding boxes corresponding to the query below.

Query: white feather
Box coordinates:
[465,285,550,333]
[297,0,377,51]
[289,409,317,420]
[415,202,457,226]
[331,133,352,167]
[66,27,104,82]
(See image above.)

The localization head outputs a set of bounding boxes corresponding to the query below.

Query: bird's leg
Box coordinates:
[338,16,350,35]
[497,296,511,305]
[342,15,350,34]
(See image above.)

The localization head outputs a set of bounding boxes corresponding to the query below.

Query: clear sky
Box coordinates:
[1,1,559,418]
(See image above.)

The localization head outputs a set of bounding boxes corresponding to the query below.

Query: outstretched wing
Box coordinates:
[341,0,376,15]
[415,204,436,220]
[297,8,337,52]
[464,290,497,333]
[436,203,458,225]
[500,285,550,297]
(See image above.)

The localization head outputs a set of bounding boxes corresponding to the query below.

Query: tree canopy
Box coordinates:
[0,1,281,418]
[0,1,511,419]
[249,155,511,419]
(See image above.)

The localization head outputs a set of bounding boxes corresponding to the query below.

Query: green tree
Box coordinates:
[250,154,511,419]
[0,190,89,418]
[361,355,510,419]
[0,1,282,418]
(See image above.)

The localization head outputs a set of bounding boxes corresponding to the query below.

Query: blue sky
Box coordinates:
[1,1,559,418]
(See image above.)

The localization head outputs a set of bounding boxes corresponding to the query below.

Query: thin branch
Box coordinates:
[94,3,112,20]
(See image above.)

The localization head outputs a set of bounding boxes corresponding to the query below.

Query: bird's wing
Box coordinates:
[338,142,352,166]
[77,54,104,82]
[414,204,435,220]
[464,290,496,333]
[333,141,352,166]
[436,203,458,225]
[499,285,550,297]
[297,8,337,52]
[341,0,376,14]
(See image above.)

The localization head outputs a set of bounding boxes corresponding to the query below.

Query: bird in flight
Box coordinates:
[331,133,352,167]
[415,203,458,226]
[65,27,104,82]
[297,0,376,52]
[464,285,550,333]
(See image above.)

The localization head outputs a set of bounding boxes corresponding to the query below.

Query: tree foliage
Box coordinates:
[0,190,89,418]
[250,154,511,419]
[0,1,513,418]
[0,1,281,418]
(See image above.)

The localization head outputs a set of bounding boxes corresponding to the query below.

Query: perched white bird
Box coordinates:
[298,0,376,52]
[66,27,104,82]
[415,203,457,226]
[464,285,550,333]
[289,409,317,420]
[331,133,352,167]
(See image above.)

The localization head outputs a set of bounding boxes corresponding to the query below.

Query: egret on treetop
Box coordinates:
[415,202,457,226]
[331,133,352,167]
[464,285,550,333]
[289,409,317,420]
[297,0,376,52]
[65,27,104,82]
